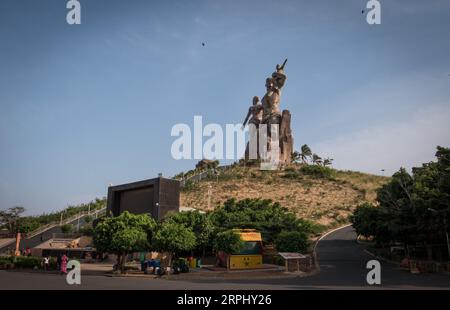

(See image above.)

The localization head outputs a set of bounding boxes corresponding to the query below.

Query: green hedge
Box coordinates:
[0,256,57,269]
[300,164,334,179]
[13,256,42,268]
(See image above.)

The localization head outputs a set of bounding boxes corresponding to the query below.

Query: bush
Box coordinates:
[182,180,199,192]
[300,164,334,179]
[84,215,94,223]
[61,224,74,234]
[13,256,42,269]
[275,231,308,253]
[283,167,300,179]
[0,256,13,266]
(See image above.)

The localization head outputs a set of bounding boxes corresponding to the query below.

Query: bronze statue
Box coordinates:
[243,59,293,166]
[261,59,287,125]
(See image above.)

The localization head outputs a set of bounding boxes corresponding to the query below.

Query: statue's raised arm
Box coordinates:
[272,58,287,90]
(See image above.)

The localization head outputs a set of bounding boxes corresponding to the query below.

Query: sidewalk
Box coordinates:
[102,264,316,280]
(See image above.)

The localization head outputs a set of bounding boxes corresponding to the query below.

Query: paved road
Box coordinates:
[0,225,448,289]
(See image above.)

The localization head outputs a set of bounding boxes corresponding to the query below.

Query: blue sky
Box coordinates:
[1,0,449,214]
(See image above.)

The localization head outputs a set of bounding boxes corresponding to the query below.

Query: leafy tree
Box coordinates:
[165,211,214,257]
[351,146,450,261]
[152,221,196,268]
[213,229,245,254]
[93,211,156,273]
[210,198,312,244]
[213,230,245,269]
[0,206,25,233]
[351,203,382,239]
[300,144,312,164]
[275,231,308,253]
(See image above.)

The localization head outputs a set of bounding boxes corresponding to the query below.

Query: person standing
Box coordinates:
[60,254,68,274]
[43,256,50,271]
[56,254,62,271]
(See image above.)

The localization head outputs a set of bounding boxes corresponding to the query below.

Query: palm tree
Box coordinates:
[291,151,301,163]
[323,157,334,167]
[312,154,322,165]
[300,144,312,164]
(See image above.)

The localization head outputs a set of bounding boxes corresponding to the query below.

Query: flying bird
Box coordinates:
[202,42,205,46]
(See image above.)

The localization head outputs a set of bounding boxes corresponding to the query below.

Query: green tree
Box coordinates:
[166,211,214,257]
[351,203,382,240]
[93,211,156,273]
[351,146,450,261]
[213,230,245,269]
[213,229,245,254]
[210,198,312,244]
[0,206,25,233]
[152,221,196,268]
[275,231,308,253]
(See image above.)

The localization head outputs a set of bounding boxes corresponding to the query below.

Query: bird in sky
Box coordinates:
[202,42,205,46]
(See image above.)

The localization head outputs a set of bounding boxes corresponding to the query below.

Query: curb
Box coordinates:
[312,224,353,271]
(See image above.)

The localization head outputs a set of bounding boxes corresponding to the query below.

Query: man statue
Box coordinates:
[261,59,287,125]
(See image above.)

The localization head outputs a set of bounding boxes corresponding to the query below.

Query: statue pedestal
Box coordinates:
[244,109,294,167]
[279,110,294,165]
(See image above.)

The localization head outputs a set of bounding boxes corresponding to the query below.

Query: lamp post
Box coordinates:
[428,208,450,260]
[207,185,212,210]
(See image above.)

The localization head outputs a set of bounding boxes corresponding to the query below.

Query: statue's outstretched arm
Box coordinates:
[242,108,252,129]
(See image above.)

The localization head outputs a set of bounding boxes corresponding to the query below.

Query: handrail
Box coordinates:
[25,207,107,239]
[179,164,234,188]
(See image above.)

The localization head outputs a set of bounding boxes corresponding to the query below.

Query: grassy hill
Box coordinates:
[179,164,389,229]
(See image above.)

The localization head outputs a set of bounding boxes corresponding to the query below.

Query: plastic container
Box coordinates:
[189,258,197,268]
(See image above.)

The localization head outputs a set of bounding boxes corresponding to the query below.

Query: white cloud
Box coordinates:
[311,106,450,175]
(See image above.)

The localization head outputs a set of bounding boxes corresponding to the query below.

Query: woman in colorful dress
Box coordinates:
[60,253,68,274]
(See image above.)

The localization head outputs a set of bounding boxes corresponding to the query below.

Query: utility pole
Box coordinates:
[60,213,63,226]
[207,185,212,209]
